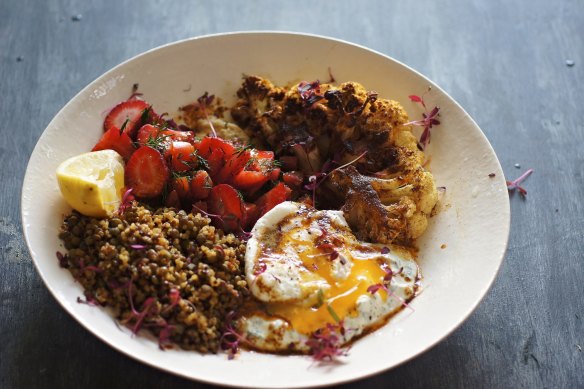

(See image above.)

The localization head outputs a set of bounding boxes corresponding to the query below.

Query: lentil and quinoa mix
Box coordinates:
[58,203,248,353]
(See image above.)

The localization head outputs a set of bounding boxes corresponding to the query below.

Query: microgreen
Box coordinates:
[367,267,403,295]
[349,91,378,117]
[129,83,143,100]
[253,261,267,276]
[123,281,159,335]
[506,169,534,197]
[404,94,441,150]
[236,226,253,242]
[78,258,103,273]
[77,294,99,306]
[196,92,217,137]
[303,151,368,207]
[298,80,324,108]
[305,322,349,362]
[220,311,250,359]
[381,246,390,254]
[118,188,134,215]
[327,66,336,83]
[56,251,69,268]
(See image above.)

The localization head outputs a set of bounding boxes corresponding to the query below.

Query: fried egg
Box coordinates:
[240,201,419,352]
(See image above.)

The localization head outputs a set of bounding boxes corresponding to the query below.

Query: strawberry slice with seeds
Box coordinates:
[125,146,169,198]
[92,127,136,161]
[104,100,150,139]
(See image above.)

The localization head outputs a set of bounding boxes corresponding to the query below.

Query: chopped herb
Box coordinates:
[326,304,341,323]
[119,118,130,134]
[315,289,325,308]
[233,143,253,156]
[192,150,209,171]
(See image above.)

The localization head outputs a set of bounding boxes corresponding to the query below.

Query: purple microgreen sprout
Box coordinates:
[220,311,250,360]
[253,261,267,276]
[56,251,68,268]
[77,294,99,306]
[129,83,143,100]
[506,169,533,197]
[297,80,324,107]
[367,267,403,295]
[123,281,158,335]
[305,322,349,362]
[303,151,368,207]
[381,246,390,254]
[404,94,441,151]
[327,67,336,83]
[78,258,102,273]
[118,188,134,215]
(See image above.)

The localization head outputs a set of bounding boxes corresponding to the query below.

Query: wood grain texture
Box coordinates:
[1,0,583,387]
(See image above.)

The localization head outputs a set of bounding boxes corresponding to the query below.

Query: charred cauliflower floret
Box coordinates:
[231,76,439,245]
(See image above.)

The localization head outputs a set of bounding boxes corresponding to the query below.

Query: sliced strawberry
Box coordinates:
[125,146,169,198]
[267,167,281,181]
[232,170,269,196]
[92,127,136,161]
[165,189,181,209]
[197,137,236,159]
[255,182,291,217]
[136,124,165,145]
[172,176,191,202]
[279,155,298,171]
[206,148,226,181]
[192,200,208,215]
[207,184,243,232]
[282,171,304,189]
[164,141,197,172]
[136,124,195,148]
[190,170,213,200]
[215,149,251,184]
[104,100,150,139]
[241,202,258,230]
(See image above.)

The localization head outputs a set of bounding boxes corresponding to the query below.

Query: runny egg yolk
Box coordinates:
[260,220,390,335]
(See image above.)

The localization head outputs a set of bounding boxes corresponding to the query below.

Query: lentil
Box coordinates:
[58,203,248,353]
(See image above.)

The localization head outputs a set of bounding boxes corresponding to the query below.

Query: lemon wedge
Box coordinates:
[56,150,125,217]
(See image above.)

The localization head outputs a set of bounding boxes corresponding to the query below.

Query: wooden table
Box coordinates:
[2,0,582,387]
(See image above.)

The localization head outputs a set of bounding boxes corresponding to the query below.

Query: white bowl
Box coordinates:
[21,32,510,388]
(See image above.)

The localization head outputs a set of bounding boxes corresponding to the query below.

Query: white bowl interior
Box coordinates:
[22,32,510,388]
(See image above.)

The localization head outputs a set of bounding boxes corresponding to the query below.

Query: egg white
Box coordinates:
[242,201,419,352]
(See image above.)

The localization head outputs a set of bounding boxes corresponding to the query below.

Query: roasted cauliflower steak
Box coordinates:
[231,75,438,245]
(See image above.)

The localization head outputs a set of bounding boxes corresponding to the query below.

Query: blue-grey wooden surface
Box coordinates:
[1,0,583,387]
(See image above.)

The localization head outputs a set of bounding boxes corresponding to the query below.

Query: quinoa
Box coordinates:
[57,203,248,353]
